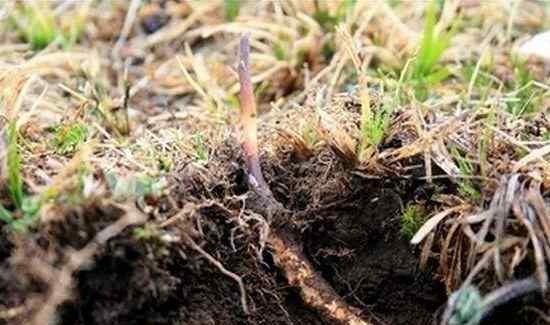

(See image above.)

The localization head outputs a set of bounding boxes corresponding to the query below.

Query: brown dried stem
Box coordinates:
[237,35,371,325]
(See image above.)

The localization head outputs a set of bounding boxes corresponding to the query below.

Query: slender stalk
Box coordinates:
[238,35,269,193]
[236,34,371,325]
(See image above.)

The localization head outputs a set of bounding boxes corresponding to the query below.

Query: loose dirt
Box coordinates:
[0,142,542,325]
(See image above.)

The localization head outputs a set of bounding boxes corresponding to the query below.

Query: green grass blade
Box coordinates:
[415,0,438,77]
[224,0,240,21]
[424,67,451,85]
[0,203,13,224]
[7,122,23,209]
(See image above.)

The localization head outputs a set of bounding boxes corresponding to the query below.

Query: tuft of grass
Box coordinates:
[400,204,426,241]
[106,172,166,202]
[451,146,481,202]
[10,2,57,50]
[461,58,496,103]
[224,0,240,21]
[0,122,42,232]
[192,133,209,162]
[7,121,23,209]
[506,58,544,118]
[358,94,395,161]
[92,82,131,136]
[9,2,88,50]
[313,0,356,32]
[52,123,88,155]
[133,223,161,241]
[273,42,287,61]
[409,0,457,100]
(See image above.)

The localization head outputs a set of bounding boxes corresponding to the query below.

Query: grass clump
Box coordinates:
[408,0,457,100]
[52,123,88,155]
[358,94,396,161]
[451,147,481,202]
[106,172,166,202]
[10,2,57,50]
[0,122,41,232]
[9,1,88,49]
[192,133,209,162]
[506,58,544,118]
[313,0,356,32]
[90,81,131,137]
[7,122,23,210]
[133,223,161,241]
[224,0,240,21]
[400,204,426,241]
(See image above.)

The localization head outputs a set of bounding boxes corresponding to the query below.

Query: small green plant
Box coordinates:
[461,58,496,103]
[224,0,240,21]
[52,123,88,155]
[313,0,357,32]
[506,58,544,118]
[0,122,42,232]
[409,0,457,100]
[400,204,426,240]
[10,2,57,50]
[192,133,209,162]
[157,155,174,172]
[133,223,161,241]
[303,123,320,148]
[451,147,481,202]
[9,2,87,50]
[91,82,131,136]
[273,42,287,61]
[7,122,23,209]
[358,94,395,161]
[106,172,166,202]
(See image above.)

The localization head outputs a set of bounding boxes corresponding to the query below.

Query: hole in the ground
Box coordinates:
[298,176,448,325]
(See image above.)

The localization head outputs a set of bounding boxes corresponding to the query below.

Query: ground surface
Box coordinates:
[0,1,549,325]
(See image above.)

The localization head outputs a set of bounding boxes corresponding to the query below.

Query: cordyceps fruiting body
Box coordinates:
[236,34,372,325]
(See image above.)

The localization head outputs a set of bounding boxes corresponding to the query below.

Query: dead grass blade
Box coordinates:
[513,193,548,290]
[512,144,550,172]
[411,205,465,245]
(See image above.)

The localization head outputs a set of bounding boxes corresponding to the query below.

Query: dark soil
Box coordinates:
[0,144,541,325]
[265,149,447,325]
[301,182,446,325]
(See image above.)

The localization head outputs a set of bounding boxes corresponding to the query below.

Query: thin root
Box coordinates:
[182,232,249,315]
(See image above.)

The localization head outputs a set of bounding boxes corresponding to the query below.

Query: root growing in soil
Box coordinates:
[181,232,249,314]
